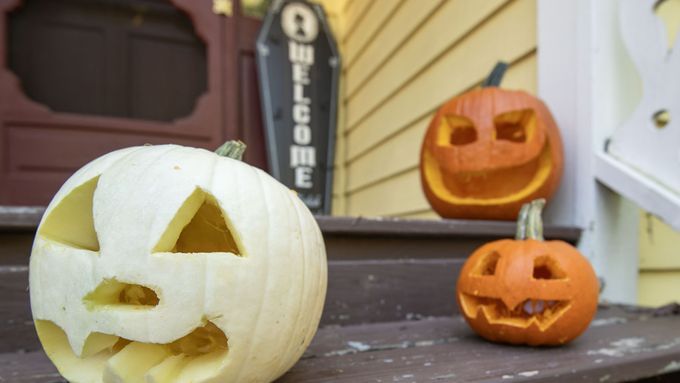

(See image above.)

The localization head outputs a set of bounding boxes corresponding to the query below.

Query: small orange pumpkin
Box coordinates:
[420,62,564,220]
[456,199,598,346]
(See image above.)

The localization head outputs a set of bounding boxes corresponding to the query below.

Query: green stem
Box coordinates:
[527,199,546,241]
[215,140,246,160]
[515,198,546,241]
[481,61,508,88]
[515,203,531,240]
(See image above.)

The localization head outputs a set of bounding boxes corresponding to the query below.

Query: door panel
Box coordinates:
[235,6,268,170]
[0,0,237,205]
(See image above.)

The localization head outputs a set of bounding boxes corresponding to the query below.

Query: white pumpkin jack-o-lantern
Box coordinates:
[30,142,327,382]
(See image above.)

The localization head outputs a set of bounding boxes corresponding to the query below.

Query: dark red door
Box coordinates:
[0,0,267,205]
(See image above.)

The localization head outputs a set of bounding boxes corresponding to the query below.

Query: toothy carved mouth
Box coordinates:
[423,144,554,204]
[35,319,229,382]
[459,293,571,331]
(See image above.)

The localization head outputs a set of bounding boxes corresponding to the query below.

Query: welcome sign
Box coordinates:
[256,0,340,215]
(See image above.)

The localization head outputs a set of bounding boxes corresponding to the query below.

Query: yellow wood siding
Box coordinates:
[334,0,538,217]
[638,213,680,306]
[638,271,680,307]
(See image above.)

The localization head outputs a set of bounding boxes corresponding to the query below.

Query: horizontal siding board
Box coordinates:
[343,0,404,68]
[346,0,537,161]
[345,0,510,129]
[399,209,438,220]
[346,0,443,96]
[345,55,537,198]
[342,0,373,43]
[638,271,680,307]
[346,114,429,192]
[639,213,680,270]
[348,168,427,216]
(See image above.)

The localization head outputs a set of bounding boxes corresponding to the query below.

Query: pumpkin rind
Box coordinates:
[420,87,564,220]
[455,201,599,346]
[30,144,327,382]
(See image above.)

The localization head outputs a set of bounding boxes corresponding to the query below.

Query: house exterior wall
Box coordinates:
[327,0,679,306]
[332,0,538,218]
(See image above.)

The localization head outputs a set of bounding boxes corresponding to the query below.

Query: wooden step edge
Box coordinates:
[0,206,582,243]
[0,206,44,231]
[318,215,581,242]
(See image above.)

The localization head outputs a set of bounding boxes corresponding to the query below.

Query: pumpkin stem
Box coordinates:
[215,140,246,160]
[482,61,508,88]
[527,198,546,241]
[515,203,531,240]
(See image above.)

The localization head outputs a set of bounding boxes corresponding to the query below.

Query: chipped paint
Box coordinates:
[518,370,539,377]
[432,373,457,380]
[588,337,680,358]
[347,341,371,351]
[587,337,645,357]
[591,317,628,327]
[502,375,514,379]
[599,374,611,382]
[659,360,680,374]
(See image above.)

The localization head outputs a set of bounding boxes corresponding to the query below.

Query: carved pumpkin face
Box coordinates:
[420,66,564,220]
[456,200,598,346]
[30,144,327,382]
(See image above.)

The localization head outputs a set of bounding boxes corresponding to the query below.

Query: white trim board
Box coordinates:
[596,151,680,232]
[538,0,640,304]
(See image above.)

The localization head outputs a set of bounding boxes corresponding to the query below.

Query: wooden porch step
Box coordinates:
[12,207,680,382]
[2,304,680,382]
[0,207,581,355]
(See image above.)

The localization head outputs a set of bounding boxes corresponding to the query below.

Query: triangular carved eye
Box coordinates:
[39,176,100,251]
[473,251,500,276]
[154,188,243,255]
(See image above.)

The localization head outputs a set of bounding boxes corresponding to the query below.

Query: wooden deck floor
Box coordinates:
[2,305,680,382]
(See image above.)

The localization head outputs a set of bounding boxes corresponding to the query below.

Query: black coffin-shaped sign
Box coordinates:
[256,0,340,215]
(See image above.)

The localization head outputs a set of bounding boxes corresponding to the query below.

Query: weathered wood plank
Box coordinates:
[0,206,43,230]
[0,258,463,352]
[322,259,462,326]
[0,266,37,354]
[1,209,580,242]
[286,305,680,382]
[4,305,680,383]
[0,233,34,264]
[316,215,580,242]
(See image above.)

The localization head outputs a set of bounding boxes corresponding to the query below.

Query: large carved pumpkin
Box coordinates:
[30,141,327,382]
[456,199,598,346]
[420,62,564,220]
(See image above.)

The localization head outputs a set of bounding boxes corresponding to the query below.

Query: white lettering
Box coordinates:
[295,167,313,188]
[290,145,316,167]
[293,104,311,124]
[293,63,310,85]
[294,83,310,105]
[289,41,314,65]
[289,40,315,191]
[294,124,312,145]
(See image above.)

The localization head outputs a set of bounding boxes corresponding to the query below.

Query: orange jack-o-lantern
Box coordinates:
[456,199,598,346]
[420,62,564,220]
